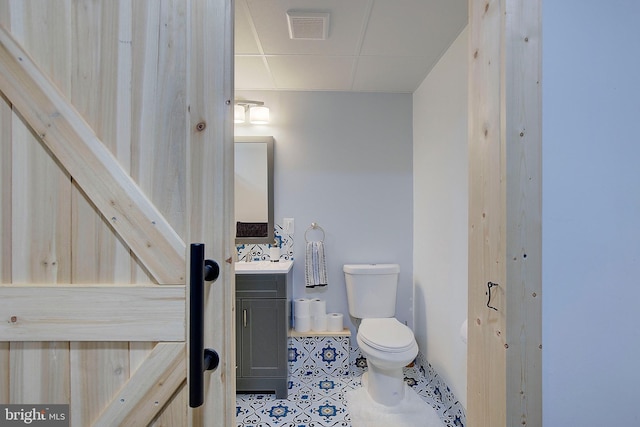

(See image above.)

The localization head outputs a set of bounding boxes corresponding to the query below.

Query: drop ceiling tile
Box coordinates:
[352,56,434,93]
[235,56,276,90]
[235,0,261,54]
[245,0,371,55]
[361,0,467,57]
[266,56,355,91]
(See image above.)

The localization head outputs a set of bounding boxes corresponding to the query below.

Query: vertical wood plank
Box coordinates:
[129,0,188,284]
[11,116,72,284]
[67,4,134,425]
[187,0,235,425]
[131,0,188,242]
[467,0,542,426]
[130,0,162,284]
[70,0,132,285]
[7,0,72,407]
[504,2,542,427]
[468,0,505,424]
[10,0,72,286]
[69,342,129,426]
[9,342,70,404]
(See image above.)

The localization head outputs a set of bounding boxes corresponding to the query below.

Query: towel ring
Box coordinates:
[304,222,325,243]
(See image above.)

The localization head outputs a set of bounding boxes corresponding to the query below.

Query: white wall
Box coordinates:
[235,91,414,335]
[412,28,468,408]
[543,3,640,425]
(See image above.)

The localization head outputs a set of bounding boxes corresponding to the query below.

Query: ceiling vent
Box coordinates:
[286,11,330,40]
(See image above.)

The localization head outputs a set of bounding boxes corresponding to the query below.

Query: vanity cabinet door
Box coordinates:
[240,298,287,378]
[236,273,289,398]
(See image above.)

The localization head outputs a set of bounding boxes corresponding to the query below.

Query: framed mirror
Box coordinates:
[234,136,274,244]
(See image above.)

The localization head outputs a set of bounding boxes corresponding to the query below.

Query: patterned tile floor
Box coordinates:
[236,365,464,427]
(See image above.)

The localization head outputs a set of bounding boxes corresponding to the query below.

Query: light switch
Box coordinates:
[283,218,294,234]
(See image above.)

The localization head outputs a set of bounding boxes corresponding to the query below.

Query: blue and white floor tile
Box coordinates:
[236,364,465,427]
[289,336,351,379]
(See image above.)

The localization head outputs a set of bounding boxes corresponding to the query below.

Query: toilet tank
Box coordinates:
[343,264,400,319]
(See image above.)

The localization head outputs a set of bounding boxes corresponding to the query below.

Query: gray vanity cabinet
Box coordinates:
[236,272,291,399]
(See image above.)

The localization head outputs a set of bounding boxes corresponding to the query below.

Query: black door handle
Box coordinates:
[189,243,220,408]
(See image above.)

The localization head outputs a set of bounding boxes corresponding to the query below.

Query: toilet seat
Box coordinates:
[358,318,415,353]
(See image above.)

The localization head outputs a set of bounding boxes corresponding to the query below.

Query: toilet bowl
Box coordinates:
[356,317,418,406]
[343,264,418,407]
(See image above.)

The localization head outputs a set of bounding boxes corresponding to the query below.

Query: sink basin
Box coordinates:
[235,260,293,274]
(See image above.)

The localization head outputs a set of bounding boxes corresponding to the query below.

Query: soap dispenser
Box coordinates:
[269,240,281,262]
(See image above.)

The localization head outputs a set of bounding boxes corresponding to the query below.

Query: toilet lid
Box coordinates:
[359,318,416,353]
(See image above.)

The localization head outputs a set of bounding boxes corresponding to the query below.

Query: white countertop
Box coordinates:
[235,260,293,274]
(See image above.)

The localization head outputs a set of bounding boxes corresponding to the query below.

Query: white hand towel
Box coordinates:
[305,241,328,288]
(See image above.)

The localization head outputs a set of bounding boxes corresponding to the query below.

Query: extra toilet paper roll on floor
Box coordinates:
[294,315,311,333]
[312,314,327,332]
[326,313,344,332]
[310,298,326,316]
[294,298,311,317]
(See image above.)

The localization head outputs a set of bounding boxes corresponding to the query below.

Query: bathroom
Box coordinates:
[233,2,468,425]
[2,1,639,425]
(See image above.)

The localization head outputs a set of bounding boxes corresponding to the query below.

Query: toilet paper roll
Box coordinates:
[311,314,327,332]
[294,315,311,333]
[310,298,326,316]
[294,298,311,317]
[326,313,344,332]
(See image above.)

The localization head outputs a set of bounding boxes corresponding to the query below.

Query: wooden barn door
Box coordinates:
[0,1,234,426]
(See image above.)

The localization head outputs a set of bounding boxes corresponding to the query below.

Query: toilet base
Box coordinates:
[361,363,406,406]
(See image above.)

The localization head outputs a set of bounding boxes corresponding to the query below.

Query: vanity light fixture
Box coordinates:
[234,100,270,124]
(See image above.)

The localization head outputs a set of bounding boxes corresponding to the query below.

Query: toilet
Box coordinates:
[344,264,418,406]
